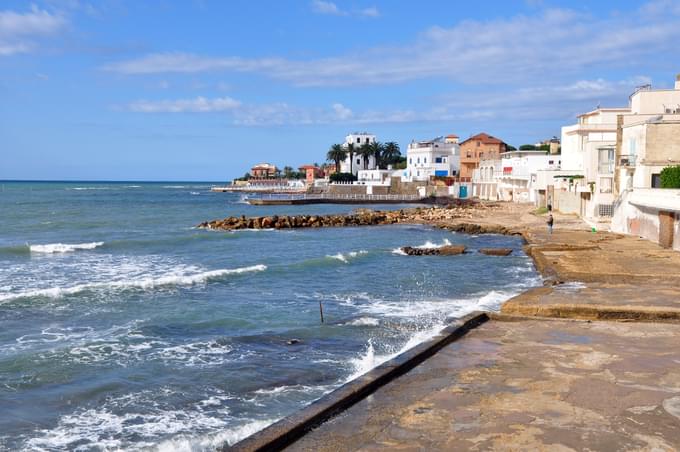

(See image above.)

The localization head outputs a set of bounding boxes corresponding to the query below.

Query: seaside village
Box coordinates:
[221,73,680,250]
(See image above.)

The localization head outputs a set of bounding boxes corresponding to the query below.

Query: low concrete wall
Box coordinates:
[555,190,580,214]
[225,312,489,451]
[611,189,680,250]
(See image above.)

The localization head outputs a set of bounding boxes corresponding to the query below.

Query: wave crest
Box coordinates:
[30,242,104,254]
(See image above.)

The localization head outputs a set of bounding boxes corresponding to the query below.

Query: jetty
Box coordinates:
[221,203,680,451]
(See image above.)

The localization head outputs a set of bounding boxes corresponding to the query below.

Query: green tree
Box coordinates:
[346,143,356,174]
[326,144,346,174]
[358,143,374,170]
[660,165,680,188]
[519,144,537,150]
[369,141,384,168]
[283,166,294,179]
[381,141,401,167]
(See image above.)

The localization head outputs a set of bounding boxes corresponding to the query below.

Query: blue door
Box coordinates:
[459,185,468,198]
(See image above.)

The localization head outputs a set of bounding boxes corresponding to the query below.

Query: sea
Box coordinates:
[0,181,541,451]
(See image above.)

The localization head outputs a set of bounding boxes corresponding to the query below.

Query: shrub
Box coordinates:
[329,172,357,183]
[660,165,680,188]
[519,144,537,150]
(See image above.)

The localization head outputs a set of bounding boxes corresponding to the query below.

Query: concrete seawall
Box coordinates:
[224,312,489,452]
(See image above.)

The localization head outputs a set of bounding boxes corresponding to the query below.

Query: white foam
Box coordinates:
[415,238,451,249]
[346,317,380,326]
[155,419,278,451]
[68,187,110,191]
[189,191,200,195]
[0,265,267,302]
[326,250,368,263]
[391,247,407,255]
[29,242,104,254]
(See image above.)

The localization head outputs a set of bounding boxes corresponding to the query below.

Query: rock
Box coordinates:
[479,248,513,256]
[439,245,467,255]
[286,339,301,345]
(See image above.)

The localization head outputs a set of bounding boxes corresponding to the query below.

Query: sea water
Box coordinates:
[0,181,541,450]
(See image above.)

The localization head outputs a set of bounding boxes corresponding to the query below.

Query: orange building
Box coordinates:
[251,163,278,178]
[298,165,323,185]
[459,133,507,179]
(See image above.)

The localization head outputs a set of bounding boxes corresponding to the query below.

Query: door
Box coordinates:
[459,185,468,198]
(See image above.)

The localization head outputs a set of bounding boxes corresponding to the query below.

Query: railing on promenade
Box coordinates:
[249,193,424,202]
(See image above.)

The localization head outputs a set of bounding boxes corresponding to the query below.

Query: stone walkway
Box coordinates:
[288,318,680,451]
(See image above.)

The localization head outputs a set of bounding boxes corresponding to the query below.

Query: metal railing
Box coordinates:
[619,155,637,167]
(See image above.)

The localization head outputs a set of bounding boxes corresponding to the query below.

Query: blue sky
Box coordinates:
[2,0,680,181]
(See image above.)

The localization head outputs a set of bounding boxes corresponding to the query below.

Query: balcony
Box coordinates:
[619,155,637,167]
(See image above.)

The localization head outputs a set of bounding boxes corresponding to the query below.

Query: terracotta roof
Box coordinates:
[446,134,459,138]
[460,132,504,145]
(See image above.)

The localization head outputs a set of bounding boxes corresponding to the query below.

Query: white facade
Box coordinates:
[403,137,460,182]
[472,159,501,200]
[560,107,630,219]
[341,132,377,175]
[498,151,560,203]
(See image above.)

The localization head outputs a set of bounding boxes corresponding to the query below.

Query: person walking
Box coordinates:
[547,213,554,235]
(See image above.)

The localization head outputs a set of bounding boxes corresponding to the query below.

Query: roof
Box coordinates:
[577,107,629,118]
[298,165,319,170]
[460,132,504,145]
[446,134,459,138]
[251,163,276,169]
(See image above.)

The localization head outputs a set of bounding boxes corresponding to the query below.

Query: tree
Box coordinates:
[326,144,346,174]
[381,142,401,167]
[274,168,282,179]
[369,141,384,169]
[519,144,537,150]
[330,172,357,183]
[346,143,356,174]
[660,165,680,188]
[506,144,517,151]
[283,166,294,179]
[358,143,373,170]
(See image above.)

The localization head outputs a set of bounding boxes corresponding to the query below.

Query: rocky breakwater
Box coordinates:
[400,245,467,256]
[197,210,409,231]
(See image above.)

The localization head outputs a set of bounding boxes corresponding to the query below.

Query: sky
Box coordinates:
[1,0,680,181]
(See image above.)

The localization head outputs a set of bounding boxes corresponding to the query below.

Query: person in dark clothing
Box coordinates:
[547,214,554,234]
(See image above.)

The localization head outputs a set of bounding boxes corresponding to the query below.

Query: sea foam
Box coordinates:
[0,265,267,302]
[29,242,104,254]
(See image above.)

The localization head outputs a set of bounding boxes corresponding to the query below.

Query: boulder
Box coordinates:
[438,245,467,255]
[479,248,513,256]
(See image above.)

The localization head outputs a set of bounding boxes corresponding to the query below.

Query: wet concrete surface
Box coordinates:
[286,318,680,451]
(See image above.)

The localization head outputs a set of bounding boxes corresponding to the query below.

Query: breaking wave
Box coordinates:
[29,242,104,254]
[0,265,267,302]
[326,250,368,263]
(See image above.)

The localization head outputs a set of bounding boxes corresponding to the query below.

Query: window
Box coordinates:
[356,138,360,143]
[356,158,361,165]
[366,138,370,143]
[629,138,637,156]
[480,152,484,159]
[598,148,615,174]
[435,157,442,163]
[652,174,661,188]
[424,157,427,163]
[409,158,412,164]
[417,157,420,164]
[476,142,480,147]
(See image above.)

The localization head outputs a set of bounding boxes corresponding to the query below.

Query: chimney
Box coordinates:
[676,73,680,90]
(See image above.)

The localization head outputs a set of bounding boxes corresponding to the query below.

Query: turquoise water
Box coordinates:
[0,181,540,450]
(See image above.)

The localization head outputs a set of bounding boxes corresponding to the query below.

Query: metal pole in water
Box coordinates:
[319,301,324,324]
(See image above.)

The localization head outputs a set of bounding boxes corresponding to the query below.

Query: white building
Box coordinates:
[497,150,560,203]
[610,75,680,249]
[560,107,630,218]
[403,135,460,182]
[472,159,502,200]
[340,132,377,175]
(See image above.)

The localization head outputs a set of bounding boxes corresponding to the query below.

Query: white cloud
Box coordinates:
[104,2,680,87]
[310,0,346,16]
[128,96,241,113]
[0,6,67,56]
[332,103,353,120]
[359,7,380,17]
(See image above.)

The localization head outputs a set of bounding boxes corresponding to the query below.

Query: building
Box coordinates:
[340,132,377,175]
[559,107,631,219]
[251,163,278,178]
[298,165,324,185]
[472,159,502,200]
[610,74,680,250]
[617,78,680,193]
[459,133,507,179]
[497,150,560,203]
[534,137,561,155]
[403,135,460,181]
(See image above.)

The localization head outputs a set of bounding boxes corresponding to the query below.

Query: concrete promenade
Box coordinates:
[231,204,680,451]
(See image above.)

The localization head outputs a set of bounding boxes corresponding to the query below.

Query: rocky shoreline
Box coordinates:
[197,204,507,231]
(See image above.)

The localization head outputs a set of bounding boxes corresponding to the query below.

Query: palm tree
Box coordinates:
[283,166,294,179]
[346,143,355,174]
[326,144,346,174]
[370,141,384,168]
[382,142,401,167]
[358,143,374,170]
